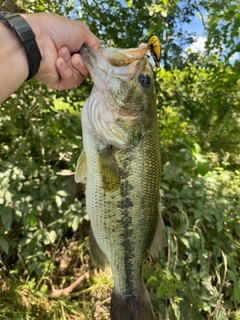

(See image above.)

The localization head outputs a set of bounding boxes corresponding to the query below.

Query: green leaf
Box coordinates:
[0,238,9,255]
[228,269,237,283]
[216,309,228,320]
[193,143,201,153]
[197,161,210,176]
[156,285,166,298]
[146,275,157,286]
[4,190,12,203]
[40,284,48,294]
[126,0,133,8]
[234,284,240,301]
[57,190,68,197]
[217,221,222,232]
[1,206,12,230]
[179,236,190,248]
[48,230,57,244]
[72,216,79,232]
[29,214,37,228]
[55,195,62,207]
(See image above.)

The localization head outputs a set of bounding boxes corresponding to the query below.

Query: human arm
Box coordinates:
[0,12,101,104]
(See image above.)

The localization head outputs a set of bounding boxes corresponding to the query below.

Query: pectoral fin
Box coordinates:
[75,150,87,183]
[148,212,165,263]
[98,147,120,192]
[89,227,107,270]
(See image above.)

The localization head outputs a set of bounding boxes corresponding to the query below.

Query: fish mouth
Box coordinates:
[79,44,148,78]
[79,45,108,78]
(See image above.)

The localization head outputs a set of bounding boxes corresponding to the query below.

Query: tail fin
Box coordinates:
[110,288,154,320]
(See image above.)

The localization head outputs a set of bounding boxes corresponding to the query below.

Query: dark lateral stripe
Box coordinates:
[117,177,135,294]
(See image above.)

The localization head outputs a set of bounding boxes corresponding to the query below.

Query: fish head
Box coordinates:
[80,44,156,149]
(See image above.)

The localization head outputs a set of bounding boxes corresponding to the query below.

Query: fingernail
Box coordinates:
[59,59,66,69]
[63,52,70,61]
[73,59,81,68]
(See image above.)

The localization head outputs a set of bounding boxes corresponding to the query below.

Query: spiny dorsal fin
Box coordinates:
[75,149,87,183]
[148,211,165,263]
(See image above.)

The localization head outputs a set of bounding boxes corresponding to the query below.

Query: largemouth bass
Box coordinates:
[75,43,164,320]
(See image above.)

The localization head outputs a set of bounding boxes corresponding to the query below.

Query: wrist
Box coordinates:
[0,13,42,81]
[20,13,44,56]
[0,20,28,103]
[0,18,28,74]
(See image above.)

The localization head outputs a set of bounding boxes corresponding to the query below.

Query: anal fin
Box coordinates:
[89,227,107,270]
[148,212,165,263]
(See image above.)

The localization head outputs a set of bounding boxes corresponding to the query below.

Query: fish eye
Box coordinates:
[138,74,151,88]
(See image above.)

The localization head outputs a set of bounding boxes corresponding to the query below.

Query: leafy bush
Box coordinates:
[0,85,87,275]
[144,142,240,319]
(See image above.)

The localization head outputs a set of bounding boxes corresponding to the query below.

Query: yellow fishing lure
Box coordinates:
[148,35,161,67]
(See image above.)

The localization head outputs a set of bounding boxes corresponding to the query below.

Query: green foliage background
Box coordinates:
[0,0,240,319]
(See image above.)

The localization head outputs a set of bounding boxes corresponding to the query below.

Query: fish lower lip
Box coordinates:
[79,44,88,55]
[80,46,108,76]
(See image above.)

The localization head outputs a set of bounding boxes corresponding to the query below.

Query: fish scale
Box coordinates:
[75,44,164,320]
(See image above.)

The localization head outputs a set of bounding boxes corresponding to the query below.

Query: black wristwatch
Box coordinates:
[0,12,42,81]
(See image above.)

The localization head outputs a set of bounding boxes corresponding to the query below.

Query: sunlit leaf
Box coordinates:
[55,195,62,208]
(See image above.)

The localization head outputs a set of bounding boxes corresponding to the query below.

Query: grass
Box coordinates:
[0,267,113,320]
[0,233,113,320]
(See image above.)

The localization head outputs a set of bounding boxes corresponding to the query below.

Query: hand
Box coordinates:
[55,46,89,90]
[22,13,101,90]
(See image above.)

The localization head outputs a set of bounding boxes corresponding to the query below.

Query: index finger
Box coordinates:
[82,28,101,50]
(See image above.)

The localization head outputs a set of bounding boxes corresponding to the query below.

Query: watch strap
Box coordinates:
[0,13,42,81]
